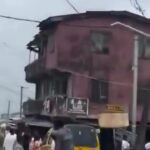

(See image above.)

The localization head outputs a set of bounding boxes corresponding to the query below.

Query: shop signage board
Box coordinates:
[106,104,125,113]
[98,104,129,128]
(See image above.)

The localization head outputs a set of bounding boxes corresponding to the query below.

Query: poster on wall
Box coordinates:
[66,97,89,115]
[43,97,51,113]
[43,96,67,114]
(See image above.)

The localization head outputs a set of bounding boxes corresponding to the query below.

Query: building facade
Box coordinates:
[24,11,150,121]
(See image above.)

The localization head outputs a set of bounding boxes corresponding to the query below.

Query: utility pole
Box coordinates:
[7,100,10,119]
[20,86,24,118]
[110,22,150,148]
[131,35,139,147]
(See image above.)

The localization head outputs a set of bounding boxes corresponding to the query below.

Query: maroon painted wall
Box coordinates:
[49,16,150,120]
[26,15,150,120]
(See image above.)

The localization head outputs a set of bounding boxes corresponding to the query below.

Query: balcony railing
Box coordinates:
[23,96,89,117]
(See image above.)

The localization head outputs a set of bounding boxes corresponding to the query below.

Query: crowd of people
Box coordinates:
[0,120,71,150]
[0,123,45,150]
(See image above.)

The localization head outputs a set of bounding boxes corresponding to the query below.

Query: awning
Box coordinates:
[23,118,53,128]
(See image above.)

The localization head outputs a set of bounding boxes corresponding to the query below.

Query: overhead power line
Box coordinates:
[0,84,31,98]
[58,68,150,92]
[65,0,79,13]
[130,0,145,16]
[0,14,40,23]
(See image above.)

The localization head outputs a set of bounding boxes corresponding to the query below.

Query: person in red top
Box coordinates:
[29,131,42,150]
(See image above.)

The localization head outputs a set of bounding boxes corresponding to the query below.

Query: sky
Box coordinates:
[0,0,149,115]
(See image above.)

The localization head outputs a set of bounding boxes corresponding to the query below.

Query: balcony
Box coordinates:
[25,57,46,82]
[23,96,90,117]
[23,100,43,115]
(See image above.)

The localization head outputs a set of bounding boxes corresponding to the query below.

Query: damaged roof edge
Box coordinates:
[39,10,150,30]
[27,10,150,51]
[26,34,41,50]
[38,12,85,29]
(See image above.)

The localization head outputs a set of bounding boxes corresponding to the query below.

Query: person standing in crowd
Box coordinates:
[21,127,31,150]
[41,127,55,150]
[121,136,130,150]
[29,131,42,150]
[5,126,10,136]
[0,124,6,150]
[13,133,24,150]
[145,141,150,150]
[29,136,34,150]
[50,128,55,150]
[3,127,17,150]
[51,137,55,150]
[51,120,74,150]
[46,128,55,150]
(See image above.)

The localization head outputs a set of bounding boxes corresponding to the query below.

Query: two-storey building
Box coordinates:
[24,11,150,123]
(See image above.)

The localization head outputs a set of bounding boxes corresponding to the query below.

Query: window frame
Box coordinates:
[91,79,108,103]
[90,30,111,55]
[48,33,55,53]
[99,81,108,101]
[47,76,68,97]
[36,81,45,99]
[138,36,150,59]
[137,85,150,104]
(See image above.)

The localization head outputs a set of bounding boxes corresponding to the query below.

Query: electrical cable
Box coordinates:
[130,0,145,16]
[0,14,40,23]
[0,9,149,95]
[65,0,79,14]
[0,84,32,98]
[57,67,150,92]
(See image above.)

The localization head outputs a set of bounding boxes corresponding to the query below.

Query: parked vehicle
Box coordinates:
[64,124,101,150]
[42,124,100,150]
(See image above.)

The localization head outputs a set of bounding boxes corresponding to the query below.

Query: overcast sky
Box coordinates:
[0,0,149,115]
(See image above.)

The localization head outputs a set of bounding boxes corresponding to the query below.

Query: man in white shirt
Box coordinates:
[51,139,55,150]
[3,128,16,150]
[121,136,130,150]
[145,142,150,150]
